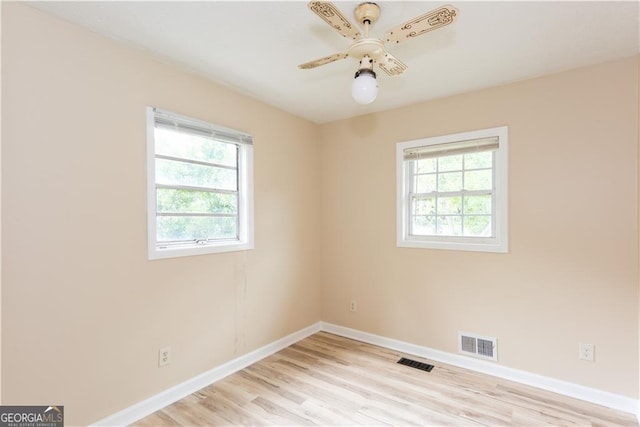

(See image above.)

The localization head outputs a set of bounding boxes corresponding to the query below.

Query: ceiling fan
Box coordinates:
[299,1,459,104]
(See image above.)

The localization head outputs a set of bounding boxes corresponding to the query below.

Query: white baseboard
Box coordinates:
[320,322,638,415]
[91,322,322,426]
[92,320,638,425]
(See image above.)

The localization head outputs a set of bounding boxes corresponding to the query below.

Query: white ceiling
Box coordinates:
[30,1,639,124]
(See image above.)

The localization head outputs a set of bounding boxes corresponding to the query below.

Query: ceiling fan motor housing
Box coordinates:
[354,2,381,25]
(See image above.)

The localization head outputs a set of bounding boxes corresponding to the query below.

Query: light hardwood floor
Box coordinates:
[133,332,638,426]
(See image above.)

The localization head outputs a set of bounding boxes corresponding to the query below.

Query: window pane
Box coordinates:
[415,174,436,193]
[157,189,237,214]
[416,158,436,173]
[157,216,237,242]
[412,197,435,215]
[463,215,492,237]
[437,215,462,236]
[464,195,492,215]
[438,155,462,172]
[156,158,237,191]
[411,215,435,235]
[438,172,462,192]
[437,196,461,215]
[464,169,492,191]
[464,151,493,169]
[155,127,237,167]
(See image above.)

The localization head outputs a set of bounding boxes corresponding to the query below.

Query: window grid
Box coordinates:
[154,143,240,247]
[407,152,495,238]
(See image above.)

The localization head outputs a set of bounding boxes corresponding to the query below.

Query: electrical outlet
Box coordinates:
[158,346,171,367]
[350,300,357,312]
[579,343,594,362]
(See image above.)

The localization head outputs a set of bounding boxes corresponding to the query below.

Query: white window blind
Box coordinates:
[153,110,253,146]
[403,137,498,160]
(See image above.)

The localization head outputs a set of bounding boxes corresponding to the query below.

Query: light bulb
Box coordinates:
[351,69,378,104]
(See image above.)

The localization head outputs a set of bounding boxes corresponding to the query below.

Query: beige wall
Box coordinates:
[2,3,320,425]
[319,57,639,397]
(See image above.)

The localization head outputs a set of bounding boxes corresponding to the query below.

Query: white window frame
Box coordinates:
[396,126,508,253]
[146,107,254,260]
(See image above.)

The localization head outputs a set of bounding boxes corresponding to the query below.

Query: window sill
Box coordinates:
[148,241,253,260]
[397,237,507,253]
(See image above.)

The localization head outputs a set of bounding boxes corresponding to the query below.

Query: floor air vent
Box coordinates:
[458,332,497,361]
[397,357,434,372]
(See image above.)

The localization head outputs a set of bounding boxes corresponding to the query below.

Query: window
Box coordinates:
[396,126,508,253]
[147,107,254,259]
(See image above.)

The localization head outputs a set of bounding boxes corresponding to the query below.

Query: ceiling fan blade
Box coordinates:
[299,52,349,70]
[385,5,459,45]
[308,1,361,40]
[377,53,408,76]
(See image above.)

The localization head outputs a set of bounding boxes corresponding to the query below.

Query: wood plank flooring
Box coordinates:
[133,332,638,426]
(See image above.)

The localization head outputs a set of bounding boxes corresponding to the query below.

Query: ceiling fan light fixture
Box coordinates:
[352,68,377,104]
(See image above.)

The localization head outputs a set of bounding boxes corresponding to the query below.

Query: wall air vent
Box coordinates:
[458,332,497,362]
